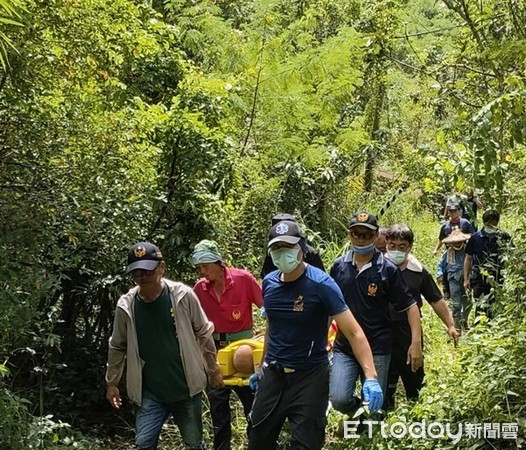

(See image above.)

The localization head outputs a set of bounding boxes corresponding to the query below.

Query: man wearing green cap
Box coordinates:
[192,240,263,450]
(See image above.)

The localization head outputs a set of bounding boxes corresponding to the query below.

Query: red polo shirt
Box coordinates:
[193,267,263,333]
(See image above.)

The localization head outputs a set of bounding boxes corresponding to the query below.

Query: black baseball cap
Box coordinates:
[348,212,379,230]
[126,242,163,273]
[267,220,303,248]
[271,213,296,225]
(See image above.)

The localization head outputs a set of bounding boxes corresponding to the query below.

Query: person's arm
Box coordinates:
[332,309,377,380]
[406,305,423,372]
[430,299,459,345]
[105,306,127,409]
[464,254,473,290]
[433,238,443,256]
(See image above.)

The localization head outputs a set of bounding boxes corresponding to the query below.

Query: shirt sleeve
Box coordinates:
[318,275,348,317]
[248,272,263,308]
[436,252,446,279]
[420,267,443,303]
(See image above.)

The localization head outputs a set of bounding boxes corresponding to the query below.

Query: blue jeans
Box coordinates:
[135,394,205,450]
[330,350,390,415]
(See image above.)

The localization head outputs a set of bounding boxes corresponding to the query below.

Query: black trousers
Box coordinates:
[385,320,424,410]
[472,280,494,319]
[207,385,254,450]
[248,363,329,450]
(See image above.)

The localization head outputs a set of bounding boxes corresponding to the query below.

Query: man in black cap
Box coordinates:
[260,213,325,278]
[248,221,382,450]
[105,242,223,450]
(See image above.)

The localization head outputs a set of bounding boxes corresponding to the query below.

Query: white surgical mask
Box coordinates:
[386,250,407,265]
[270,247,301,273]
[484,226,497,235]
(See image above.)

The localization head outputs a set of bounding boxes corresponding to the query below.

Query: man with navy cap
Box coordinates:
[105,242,223,450]
[329,212,422,420]
[260,213,325,278]
[248,221,382,450]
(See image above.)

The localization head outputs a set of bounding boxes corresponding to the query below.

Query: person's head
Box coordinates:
[385,224,413,266]
[126,242,165,286]
[271,213,296,226]
[375,227,388,254]
[267,220,306,273]
[192,239,224,282]
[482,210,500,227]
[447,204,461,222]
[482,209,500,234]
[348,212,379,256]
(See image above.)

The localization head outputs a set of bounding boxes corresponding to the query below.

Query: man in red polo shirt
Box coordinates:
[192,240,263,450]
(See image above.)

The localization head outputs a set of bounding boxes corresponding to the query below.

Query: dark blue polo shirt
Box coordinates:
[263,264,348,370]
[438,218,475,240]
[330,249,415,355]
[465,230,511,282]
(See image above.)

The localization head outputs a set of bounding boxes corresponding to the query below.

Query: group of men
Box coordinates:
[104,206,510,450]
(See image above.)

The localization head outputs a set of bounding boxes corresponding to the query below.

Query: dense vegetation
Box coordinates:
[1,0,525,448]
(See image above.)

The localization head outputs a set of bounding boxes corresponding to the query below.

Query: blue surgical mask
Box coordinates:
[386,250,407,265]
[270,247,301,273]
[351,243,375,255]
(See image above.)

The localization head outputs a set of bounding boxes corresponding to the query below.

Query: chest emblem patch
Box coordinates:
[232,310,241,320]
[367,283,378,296]
[293,295,304,312]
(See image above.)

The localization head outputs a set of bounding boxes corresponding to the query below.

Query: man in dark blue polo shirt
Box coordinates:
[329,212,423,417]
[248,220,382,450]
[464,210,511,319]
[433,203,475,256]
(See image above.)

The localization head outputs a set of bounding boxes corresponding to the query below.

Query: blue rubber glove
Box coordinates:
[249,372,261,391]
[362,378,383,412]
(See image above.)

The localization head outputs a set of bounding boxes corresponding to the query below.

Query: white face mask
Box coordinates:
[484,225,497,235]
[386,250,407,265]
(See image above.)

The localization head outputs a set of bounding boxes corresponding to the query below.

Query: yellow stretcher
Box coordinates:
[217,338,264,387]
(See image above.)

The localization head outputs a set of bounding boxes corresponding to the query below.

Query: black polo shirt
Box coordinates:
[330,249,415,356]
[390,254,442,323]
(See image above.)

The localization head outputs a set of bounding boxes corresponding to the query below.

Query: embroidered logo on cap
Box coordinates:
[134,246,146,258]
[275,223,289,234]
[357,213,369,222]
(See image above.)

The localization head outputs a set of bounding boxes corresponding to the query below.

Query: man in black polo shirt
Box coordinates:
[330,212,423,418]
[384,224,459,409]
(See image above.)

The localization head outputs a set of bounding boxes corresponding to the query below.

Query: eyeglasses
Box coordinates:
[350,231,376,240]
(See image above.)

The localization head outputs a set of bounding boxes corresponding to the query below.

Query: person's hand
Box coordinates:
[407,341,423,372]
[447,325,460,347]
[437,276,444,285]
[249,372,261,391]
[464,279,471,290]
[208,370,225,389]
[362,378,383,412]
[106,385,122,409]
